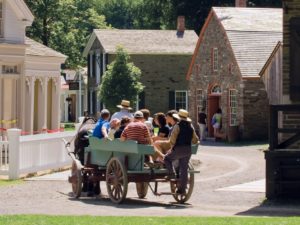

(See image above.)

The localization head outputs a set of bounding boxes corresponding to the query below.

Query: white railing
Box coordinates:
[0,129,76,179]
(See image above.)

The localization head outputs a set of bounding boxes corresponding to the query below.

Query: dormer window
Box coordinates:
[0,1,3,38]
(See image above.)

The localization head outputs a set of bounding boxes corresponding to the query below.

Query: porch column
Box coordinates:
[0,78,2,133]
[40,77,48,132]
[25,77,34,134]
[51,77,61,130]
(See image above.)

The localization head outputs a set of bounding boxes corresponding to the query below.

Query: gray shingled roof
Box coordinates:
[213,7,283,77]
[25,37,67,58]
[93,29,198,54]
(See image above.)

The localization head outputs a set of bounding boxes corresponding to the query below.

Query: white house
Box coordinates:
[0,0,67,135]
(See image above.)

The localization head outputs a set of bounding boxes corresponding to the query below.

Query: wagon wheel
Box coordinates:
[136,182,149,199]
[71,161,82,198]
[106,157,128,204]
[170,163,194,204]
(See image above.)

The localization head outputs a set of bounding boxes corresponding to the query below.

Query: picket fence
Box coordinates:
[0,129,76,179]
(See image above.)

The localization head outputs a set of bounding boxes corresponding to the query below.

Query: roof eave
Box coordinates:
[82,32,98,57]
[259,41,282,77]
[186,9,214,80]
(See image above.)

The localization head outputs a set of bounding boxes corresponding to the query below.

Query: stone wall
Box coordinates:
[189,13,243,137]
[131,54,191,114]
[242,79,269,140]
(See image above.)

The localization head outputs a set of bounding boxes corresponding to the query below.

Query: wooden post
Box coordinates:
[269,105,278,150]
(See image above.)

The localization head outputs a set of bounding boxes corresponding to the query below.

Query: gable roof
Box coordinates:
[186,7,282,79]
[83,29,198,56]
[25,37,67,59]
[7,0,34,26]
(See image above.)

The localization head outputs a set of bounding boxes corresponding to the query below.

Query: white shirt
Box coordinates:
[111,109,133,120]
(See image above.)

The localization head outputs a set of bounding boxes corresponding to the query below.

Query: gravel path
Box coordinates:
[1,141,299,216]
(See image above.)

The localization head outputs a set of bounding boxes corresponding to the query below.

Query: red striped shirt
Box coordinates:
[121,121,150,144]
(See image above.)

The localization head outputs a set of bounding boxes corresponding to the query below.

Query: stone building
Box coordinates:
[83,19,198,115]
[0,0,66,135]
[186,6,282,140]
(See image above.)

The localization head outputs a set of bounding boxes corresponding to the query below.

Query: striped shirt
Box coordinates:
[121,121,151,144]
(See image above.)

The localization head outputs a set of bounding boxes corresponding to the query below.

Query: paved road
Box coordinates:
[1,141,300,216]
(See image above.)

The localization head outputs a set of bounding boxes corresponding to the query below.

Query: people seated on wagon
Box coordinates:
[92,109,110,139]
[140,108,153,135]
[152,112,169,142]
[164,109,199,195]
[120,111,152,145]
[107,118,120,140]
[114,116,131,139]
[153,110,178,162]
[111,100,133,120]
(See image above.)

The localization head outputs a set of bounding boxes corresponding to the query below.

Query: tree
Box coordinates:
[99,46,144,112]
[25,0,108,68]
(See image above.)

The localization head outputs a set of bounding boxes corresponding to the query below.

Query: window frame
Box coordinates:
[175,90,188,111]
[229,89,238,126]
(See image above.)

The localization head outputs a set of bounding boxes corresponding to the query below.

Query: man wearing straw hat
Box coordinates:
[111,100,133,120]
[164,109,199,195]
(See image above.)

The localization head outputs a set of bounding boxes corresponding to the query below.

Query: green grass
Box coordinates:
[61,123,75,131]
[0,216,300,225]
[0,179,23,187]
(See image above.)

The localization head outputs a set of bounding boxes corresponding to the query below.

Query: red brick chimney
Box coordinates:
[177,16,185,33]
[236,0,247,7]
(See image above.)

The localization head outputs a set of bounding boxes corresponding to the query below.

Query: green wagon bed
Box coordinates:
[65,137,200,204]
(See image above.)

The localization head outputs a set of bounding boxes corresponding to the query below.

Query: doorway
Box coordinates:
[208,95,220,137]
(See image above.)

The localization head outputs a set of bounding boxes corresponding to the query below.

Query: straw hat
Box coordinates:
[117,100,132,110]
[172,109,192,122]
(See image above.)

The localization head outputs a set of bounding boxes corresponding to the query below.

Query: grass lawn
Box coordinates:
[0,179,23,187]
[0,216,300,225]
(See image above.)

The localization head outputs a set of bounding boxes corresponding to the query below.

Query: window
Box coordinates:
[229,89,238,126]
[0,1,3,37]
[175,90,188,111]
[196,89,204,113]
[2,65,18,74]
[211,85,221,94]
[213,48,218,71]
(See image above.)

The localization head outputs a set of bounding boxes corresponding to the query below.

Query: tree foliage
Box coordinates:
[25,0,107,69]
[25,0,282,68]
[99,47,144,112]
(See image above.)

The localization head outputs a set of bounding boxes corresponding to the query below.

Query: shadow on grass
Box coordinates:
[68,193,192,210]
[236,198,300,216]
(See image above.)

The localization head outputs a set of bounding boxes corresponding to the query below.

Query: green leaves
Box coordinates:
[99,47,144,112]
[25,0,108,69]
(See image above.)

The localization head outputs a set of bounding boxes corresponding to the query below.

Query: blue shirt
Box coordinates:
[92,119,110,139]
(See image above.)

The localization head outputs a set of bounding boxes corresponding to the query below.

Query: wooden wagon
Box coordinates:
[65,137,199,204]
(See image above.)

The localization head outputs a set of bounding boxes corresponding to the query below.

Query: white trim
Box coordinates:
[82,32,97,57]
[7,0,34,26]
[175,90,188,110]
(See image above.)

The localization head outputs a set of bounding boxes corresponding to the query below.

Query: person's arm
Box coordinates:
[192,129,199,144]
[169,124,180,147]
[101,122,109,139]
[144,126,153,145]
[120,127,127,141]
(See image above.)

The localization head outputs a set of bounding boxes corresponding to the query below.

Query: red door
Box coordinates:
[208,95,220,137]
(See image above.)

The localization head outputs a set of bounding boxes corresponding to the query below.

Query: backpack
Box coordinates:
[211,116,217,125]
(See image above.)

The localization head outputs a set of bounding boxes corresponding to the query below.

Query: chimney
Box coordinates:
[177,16,185,33]
[236,0,247,7]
